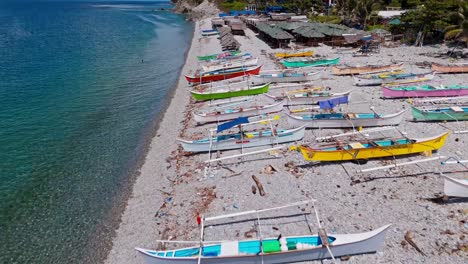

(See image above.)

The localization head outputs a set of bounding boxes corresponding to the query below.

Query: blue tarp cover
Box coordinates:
[217,117,249,133]
[319,96,349,109]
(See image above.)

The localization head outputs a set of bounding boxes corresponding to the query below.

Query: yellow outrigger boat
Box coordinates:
[275,51,314,58]
[298,132,449,162]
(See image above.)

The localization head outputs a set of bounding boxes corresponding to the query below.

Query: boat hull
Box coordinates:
[286,110,405,129]
[177,126,305,152]
[136,225,391,264]
[443,176,468,197]
[432,63,468,73]
[193,101,285,124]
[250,70,321,84]
[354,73,434,86]
[185,66,262,84]
[275,51,314,58]
[299,132,448,161]
[382,86,468,98]
[282,58,339,68]
[191,83,270,101]
[411,106,468,121]
[332,64,402,75]
[264,91,352,106]
[197,50,241,61]
[201,58,258,72]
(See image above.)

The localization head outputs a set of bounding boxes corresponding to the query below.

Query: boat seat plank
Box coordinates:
[450,106,464,113]
[349,142,365,149]
[220,241,239,256]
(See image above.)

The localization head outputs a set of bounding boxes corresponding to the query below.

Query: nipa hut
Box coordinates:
[255,23,294,48]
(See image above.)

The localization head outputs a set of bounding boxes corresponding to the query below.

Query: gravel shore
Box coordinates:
[105,17,468,264]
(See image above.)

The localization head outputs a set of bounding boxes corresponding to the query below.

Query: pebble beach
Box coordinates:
[105,14,468,264]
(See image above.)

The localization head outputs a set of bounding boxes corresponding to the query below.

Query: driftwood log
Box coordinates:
[252,175,266,196]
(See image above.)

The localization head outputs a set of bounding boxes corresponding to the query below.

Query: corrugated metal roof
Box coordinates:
[256,23,294,40]
[293,22,362,38]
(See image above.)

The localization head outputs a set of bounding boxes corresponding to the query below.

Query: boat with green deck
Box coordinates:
[197,50,241,61]
[191,82,270,101]
[282,57,339,68]
[411,106,468,121]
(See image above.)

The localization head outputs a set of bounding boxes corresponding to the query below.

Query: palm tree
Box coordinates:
[444,0,468,43]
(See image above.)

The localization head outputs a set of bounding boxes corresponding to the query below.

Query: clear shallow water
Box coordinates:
[0,1,193,263]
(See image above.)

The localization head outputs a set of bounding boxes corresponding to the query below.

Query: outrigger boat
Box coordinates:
[287,110,406,129]
[136,200,392,264]
[439,158,468,198]
[193,100,285,124]
[250,69,322,84]
[265,88,352,106]
[201,57,258,72]
[197,50,242,61]
[353,72,434,86]
[281,57,340,68]
[411,105,468,121]
[298,132,449,161]
[177,119,305,153]
[443,176,468,198]
[191,82,270,101]
[185,65,262,84]
[201,29,219,36]
[275,50,314,58]
[382,84,468,98]
[332,63,403,76]
[432,62,468,74]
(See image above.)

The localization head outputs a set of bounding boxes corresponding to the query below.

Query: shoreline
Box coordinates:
[104,18,201,264]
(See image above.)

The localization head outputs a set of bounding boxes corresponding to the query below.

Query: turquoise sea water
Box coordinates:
[0,1,193,263]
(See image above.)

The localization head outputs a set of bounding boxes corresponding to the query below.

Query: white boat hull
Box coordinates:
[177,126,305,152]
[193,101,285,124]
[286,110,406,128]
[443,176,468,197]
[264,91,352,106]
[136,225,391,264]
[353,73,434,86]
[202,58,259,72]
[250,71,321,84]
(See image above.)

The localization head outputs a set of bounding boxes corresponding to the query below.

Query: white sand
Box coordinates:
[105,17,468,264]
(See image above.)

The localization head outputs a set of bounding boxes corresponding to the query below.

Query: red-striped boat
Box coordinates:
[185,65,262,84]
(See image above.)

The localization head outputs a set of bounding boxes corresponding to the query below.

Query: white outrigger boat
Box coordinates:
[353,72,434,86]
[177,126,305,152]
[443,176,468,198]
[136,200,391,264]
[440,157,468,198]
[265,89,352,106]
[250,69,322,84]
[193,100,285,124]
[177,116,305,153]
[286,109,406,128]
[201,57,259,72]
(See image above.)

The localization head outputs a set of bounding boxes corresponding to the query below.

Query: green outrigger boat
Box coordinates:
[197,50,241,61]
[282,57,339,68]
[191,83,270,101]
[412,106,468,121]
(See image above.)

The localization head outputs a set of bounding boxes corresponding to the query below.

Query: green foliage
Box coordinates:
[444,28,462,40]
[367,24,388,31]
[310,15,343,24]
[220,0,247,11]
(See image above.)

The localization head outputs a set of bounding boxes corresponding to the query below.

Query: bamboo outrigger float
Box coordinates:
[332,63,403,76]
[135,200,392,264]
[298,132,449,162]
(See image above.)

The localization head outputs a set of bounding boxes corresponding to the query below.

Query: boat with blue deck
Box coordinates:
[136,200,391,264]
[286,110,406,128]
